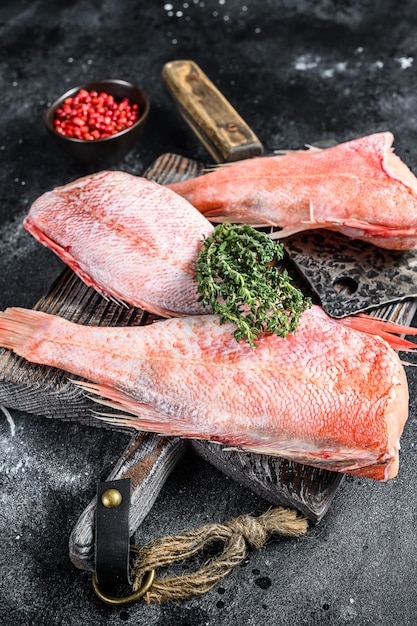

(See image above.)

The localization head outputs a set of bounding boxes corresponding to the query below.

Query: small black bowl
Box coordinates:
[44,79,150,166]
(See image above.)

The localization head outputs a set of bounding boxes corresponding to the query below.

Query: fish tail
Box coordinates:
[338,313,417,351]
[0,307,50,356]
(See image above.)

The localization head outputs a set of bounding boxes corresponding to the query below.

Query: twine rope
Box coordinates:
[132,507,308,603]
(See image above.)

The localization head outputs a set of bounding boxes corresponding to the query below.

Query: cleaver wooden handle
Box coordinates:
[162,59,264,163]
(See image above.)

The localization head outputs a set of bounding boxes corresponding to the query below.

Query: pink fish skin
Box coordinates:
[168,132,417,250]
[24,171,213,317]
[0,305,414,481]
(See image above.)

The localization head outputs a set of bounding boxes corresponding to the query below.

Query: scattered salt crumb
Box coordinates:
[396,56,413,69]
[1,406,15,437]
[295,54,320,71]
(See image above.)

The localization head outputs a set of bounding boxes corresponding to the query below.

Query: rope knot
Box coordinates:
[227,514,267,549]
[131,507,308,603]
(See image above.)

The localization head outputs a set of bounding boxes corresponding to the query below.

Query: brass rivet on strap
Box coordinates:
[101,488,123,509]
[92,546,155,606]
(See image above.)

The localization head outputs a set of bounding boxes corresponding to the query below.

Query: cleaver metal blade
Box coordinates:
[283,229,417,318]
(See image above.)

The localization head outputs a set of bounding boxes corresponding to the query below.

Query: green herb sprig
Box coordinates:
[195,223,312,348]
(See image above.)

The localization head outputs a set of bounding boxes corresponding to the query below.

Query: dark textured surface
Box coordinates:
[1,1,417,624]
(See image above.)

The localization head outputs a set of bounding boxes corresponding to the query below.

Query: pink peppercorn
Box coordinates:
[53,89,140,140]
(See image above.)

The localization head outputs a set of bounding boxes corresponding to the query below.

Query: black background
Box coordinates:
[1,2,417,624]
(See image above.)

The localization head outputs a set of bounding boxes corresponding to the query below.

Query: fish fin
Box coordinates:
[327,217,417,238]
[73,380,210,438]
[267,223,323,239]
[203,163,232,173]
[268,217,417,241]
[273,144,324,155]
[338,314,417,351]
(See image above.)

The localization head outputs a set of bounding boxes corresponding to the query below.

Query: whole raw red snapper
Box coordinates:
[0,304,414,481]
[168,132,417,250]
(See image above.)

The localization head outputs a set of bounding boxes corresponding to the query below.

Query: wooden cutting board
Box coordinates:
[2,60,417,571]
[0,154,415,556]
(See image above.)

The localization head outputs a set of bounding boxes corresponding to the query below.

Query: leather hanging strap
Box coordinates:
[95,478,131,590]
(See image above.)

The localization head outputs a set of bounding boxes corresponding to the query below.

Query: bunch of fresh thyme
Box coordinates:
[195,223,312,348]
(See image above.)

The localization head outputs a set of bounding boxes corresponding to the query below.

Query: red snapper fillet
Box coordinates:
[168,132,417,250]
[24,171,213,317]
[0,305,414,481]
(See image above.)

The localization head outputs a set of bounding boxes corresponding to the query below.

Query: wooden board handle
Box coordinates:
[162,59,264,162]
[69,434,187,571]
